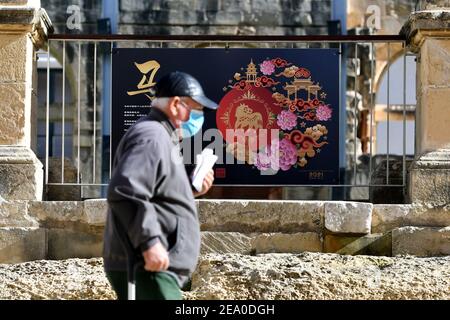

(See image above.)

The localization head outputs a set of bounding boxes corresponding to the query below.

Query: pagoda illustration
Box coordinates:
[245,59,257,83]
[284,78,322,102]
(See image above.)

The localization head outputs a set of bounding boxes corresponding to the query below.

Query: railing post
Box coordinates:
[401,6,450,204]
[0,1,53,200]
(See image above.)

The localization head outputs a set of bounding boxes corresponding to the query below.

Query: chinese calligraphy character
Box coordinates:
[127,60,161,100]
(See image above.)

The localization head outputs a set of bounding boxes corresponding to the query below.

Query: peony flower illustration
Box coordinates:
[278,138,298,171]
[255,140,280,172]
[277,110,297,131]
[260,60,275,75]
[255,138,298,172]
[316,104,333,121]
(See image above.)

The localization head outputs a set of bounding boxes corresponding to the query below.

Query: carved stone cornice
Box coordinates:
[400,10,450,52]
[412,148,450,169]
[0,6,53,49]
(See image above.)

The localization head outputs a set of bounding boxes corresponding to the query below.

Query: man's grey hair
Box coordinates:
[151,97,170,109]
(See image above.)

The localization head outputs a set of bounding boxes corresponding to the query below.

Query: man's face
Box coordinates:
[171,97,203,124]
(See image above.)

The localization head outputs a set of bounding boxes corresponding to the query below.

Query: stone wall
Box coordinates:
[118,0,331,36]
[0,199,448,263]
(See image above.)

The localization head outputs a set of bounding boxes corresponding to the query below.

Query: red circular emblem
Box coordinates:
[216,86,281,151]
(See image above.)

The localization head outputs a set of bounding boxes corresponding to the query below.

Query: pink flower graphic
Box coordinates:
[259,60,275,76]
[255,140,280,172]
[279,138,298,171]
[316,104,332,121]
[255,138,298,172]
[277,110,297,131]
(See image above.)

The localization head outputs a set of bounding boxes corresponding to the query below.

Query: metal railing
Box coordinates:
[41,34,413,199]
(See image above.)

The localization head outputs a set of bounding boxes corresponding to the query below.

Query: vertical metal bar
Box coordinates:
[354,43,358,185]
[403,45,407,187]
[45,41,50,187]
[93,42,97,184]
[338,42,342,182]
[386,43,390,185]
[77,42,81,184]
[109,41,114,178]
[61,41,66,183]
[369,42,375,185]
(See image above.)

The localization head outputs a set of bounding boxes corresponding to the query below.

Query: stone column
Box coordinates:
[401,8,450,204]
[0,0,52,200]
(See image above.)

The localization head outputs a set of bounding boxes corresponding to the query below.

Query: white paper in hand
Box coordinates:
[192,148,218,192]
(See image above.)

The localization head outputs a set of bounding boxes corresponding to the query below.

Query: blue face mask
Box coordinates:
[181,109,204,138]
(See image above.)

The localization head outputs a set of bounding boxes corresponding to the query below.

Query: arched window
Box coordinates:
[374,55,416,156]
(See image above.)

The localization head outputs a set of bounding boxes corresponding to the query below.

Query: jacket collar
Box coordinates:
[147,107,176,136]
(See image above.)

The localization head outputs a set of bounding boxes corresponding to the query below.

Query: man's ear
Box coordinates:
[168,96,181,117]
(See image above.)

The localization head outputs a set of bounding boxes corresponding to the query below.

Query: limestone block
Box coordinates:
[207,11,244,25]
[410,167,450,204]
[47,229,103,259]
[392,226,450,257]
[420,0,450,10]
[0,83,26,145]
[324,202,373,234]
[0,227,46,263]
[83,199,107,226]
[421,38,450,87]
[251,232,322,254]
[0,35,28,83]
[372,204,450,233]
[198,200,324,233]
[201,232,252,255]
[0,146,43,201]
[324,233,392,256]
[0,1,39,6]
[0,200,38,227]
[417,88,450,154]
[221,0,252,13]
[28,201,84,227]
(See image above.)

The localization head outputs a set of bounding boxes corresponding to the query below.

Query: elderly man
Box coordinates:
[103,71,218,300]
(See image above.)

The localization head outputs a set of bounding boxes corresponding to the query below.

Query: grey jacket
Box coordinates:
[102,107,201,288]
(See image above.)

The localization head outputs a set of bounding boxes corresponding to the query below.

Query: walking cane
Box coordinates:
[111,214,143,300]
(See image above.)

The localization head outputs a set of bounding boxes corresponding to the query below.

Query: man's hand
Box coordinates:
[142,241,169,272]
[193,169,214,197]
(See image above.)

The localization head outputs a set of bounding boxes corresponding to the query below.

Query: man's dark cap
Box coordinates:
[154,71,218,110]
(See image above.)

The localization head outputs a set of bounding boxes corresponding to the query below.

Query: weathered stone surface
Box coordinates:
[251,232,322,254]
[392,226,450,257]
[324,233,392,256]
[0,227,46,263]
[0,35,27,83]
[0,147,43,201]
[198,200,324,233]
[0,252,449,300]
[324,202,373,234]
[83,199,107,226]
[28,201,84,227]
[422,38,450,87]
[372,204,450,233]
[201,232,252,255]
[187,252,450,299]
[324,234,357,253]
[401,10,450,48]
[417,89,450,154]
[0,83,26,145]
[0,200,37,227]
[0,258,115,299]
[410,166,450,204]
[47,229,103,260]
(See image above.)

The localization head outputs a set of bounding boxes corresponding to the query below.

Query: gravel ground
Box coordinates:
[0,253,448,300]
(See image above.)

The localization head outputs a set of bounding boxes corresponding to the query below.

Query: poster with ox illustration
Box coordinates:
[112,48,340,185]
